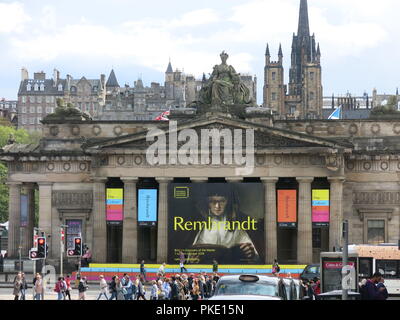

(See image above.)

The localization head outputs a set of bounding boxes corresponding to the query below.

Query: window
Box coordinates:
[37,96,42,103]
[271,92,277,101]
[367,220,385,244]
[22,117,27,125]
[58,84,63,91]
[376,260,399,279]
[22,96,26,103]
[46,107,51,113]
[22,107,27,114]
[37,117,42,124]
[30,96,35,103]
[29,117,35,124]
[37,106,42,113]
[310,72,315,81]
[312,228,321,248]
[30,107,35,113]
[46,96,50,103]
[272,72,276,81]
[26,84,32,91]
[290,106,296,114]
[51,96,55,103]
[310,92,315,100]
[40,83,45,91]
[34,83,39,91]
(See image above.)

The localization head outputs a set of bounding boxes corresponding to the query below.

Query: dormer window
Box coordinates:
[26,84,32,91]
[34,83,39,91]
[71,86,77,93]
[40,83,45,91]
[93,86,98,92]
[58,84,63,91]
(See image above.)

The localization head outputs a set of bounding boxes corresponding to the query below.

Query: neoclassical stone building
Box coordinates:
[2,101,400,267]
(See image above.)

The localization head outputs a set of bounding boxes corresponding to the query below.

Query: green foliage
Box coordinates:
[0,125,42,223]
[370,95,400,117]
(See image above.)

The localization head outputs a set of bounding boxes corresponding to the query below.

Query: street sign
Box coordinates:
[67,249,76,257]
[29,249,40,260]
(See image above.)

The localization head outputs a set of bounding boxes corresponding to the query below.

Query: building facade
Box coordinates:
[264,0,323,119]
[0,98,17,126]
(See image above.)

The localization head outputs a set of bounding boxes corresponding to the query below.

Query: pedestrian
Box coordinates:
[108,275,117,300]
[150,280,158,300]
[65,275,72,300]
[54,277,65,300]
[376,278,389,300]
[199,275,206,300]
[179,251,188,273]
[97,275,109,300]
[162,278,171,300]
[140,260,147,282]
[116,276,125,300]
[82,247,92,267]
[13,272,22,300]
[205,275,213,298]
[20,273,28,300]
[212,259,218,273]
[192,279,200,300]
[170,276,180,300]
[78,276,88,300]
[136,275,146,300]
[307,280,315,300]
[312,277,321,296]
[212,272,220,283]
[34,274,43,300]
[361,272,387,300]
[123,274,133,300]
[158,262,166,278]
[272,259,280,276]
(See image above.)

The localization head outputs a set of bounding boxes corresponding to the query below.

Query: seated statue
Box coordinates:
[200,51,253,110]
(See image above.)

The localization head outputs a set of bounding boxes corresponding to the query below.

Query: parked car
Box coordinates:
[209,274,288,300]
[300,264,320,282]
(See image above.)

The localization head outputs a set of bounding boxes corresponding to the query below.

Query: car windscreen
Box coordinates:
[215,280,278,297]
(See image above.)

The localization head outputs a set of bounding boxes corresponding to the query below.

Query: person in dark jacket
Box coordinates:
[362,272,387,300]
[170,276,180,300]
[376,278,389,300]
[108,276,117,300]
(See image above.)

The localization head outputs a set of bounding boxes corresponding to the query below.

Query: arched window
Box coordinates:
[70,86,77,93]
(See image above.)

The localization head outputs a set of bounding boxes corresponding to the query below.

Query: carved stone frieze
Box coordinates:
[353,191,400,205]
[52,191,93,209]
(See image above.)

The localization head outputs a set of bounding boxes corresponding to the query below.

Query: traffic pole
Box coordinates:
[342,220,349,300]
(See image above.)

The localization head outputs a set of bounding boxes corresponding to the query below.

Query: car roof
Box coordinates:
[218,274,282,284]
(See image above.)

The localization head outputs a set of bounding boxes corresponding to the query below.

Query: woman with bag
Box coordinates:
[116,277,126,300]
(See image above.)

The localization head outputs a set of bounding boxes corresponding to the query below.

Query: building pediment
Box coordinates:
[82,115,353,154]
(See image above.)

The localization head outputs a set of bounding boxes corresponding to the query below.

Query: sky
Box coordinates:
[0,0,399,104]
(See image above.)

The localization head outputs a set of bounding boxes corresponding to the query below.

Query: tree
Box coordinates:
[370,95,400,118]
[0,126,41,223]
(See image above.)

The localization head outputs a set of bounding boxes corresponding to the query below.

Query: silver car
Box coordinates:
[209,274,289,300]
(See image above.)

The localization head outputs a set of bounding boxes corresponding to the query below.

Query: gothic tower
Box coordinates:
[263,44,285,114]
[288,0,323,118]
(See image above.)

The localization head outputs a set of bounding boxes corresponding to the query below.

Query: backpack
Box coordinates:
[276,265,280,273]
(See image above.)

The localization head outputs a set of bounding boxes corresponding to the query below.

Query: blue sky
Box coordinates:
[1,0,399,104]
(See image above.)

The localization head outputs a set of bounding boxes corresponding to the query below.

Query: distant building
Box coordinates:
[0,98,17,126]
[17,68,105,132]
[99,66,257,121]
[264,0,323,119]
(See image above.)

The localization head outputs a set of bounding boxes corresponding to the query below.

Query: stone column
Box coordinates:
[156,177,172,264]
[121,177,138,264]
[22,184,35,256]
[261,177,278,264]
[92,178,107,263]
[328,177,346,252]
[297,177,313,264]
[38,183,52,257]
[7,182,22,258]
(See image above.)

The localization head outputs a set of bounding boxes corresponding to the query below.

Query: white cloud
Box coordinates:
[0,2,30,33]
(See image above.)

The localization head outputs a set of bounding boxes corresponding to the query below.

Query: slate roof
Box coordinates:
[18,79,67,95]
[322,109,371,120]
[106,70,120,88]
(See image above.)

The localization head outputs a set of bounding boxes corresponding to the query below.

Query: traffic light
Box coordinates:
[37,237,46,259]
[74,237,82,256]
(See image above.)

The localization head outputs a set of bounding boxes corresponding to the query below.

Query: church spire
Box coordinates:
[265,43,270,57]
[297,0,310,37]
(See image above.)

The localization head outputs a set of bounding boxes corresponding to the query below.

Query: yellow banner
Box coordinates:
[312,189,329,201]
[107,188,123,199]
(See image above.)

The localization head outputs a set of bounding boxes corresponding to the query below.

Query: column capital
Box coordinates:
[261,177,279,183]
[121,177,139,183]
[296,177,314,183]
[191,177,208,183]
[328,176,346,183]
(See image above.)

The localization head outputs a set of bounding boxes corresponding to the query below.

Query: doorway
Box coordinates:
[106,223,123,263]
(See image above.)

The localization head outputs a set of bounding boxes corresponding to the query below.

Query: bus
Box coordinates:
[320,244,400,296]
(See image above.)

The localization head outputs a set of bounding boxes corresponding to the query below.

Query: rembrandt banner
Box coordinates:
[106,188,123,221]
[168,183,265,265]
[312,189,330,226]
[277,190,297,228]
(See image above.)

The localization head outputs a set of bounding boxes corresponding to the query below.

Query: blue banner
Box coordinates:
[138,189,158,224]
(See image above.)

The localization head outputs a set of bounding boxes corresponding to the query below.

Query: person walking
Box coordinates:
[150,280,158,300]
[376,278,389,300]
[78,276,88,300]
[13,273,22,300]
[108,275,118,300]
[158,262,166,278]
[34,274,44,300]
[192,279,200,300]
[361,272,387,300]
[20,273,28,300]
[162,278,171,300]
[179,251,188,273]
[64,275,72,300]
[140,260,147,282]
[136,275,146,300]
[122,274,133,300]
[272,259,280,276]
[170,276,180,300]
[97,275,109,300]
[212,260,218,273]
[116,276,125,300]
[54,277,65,300]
